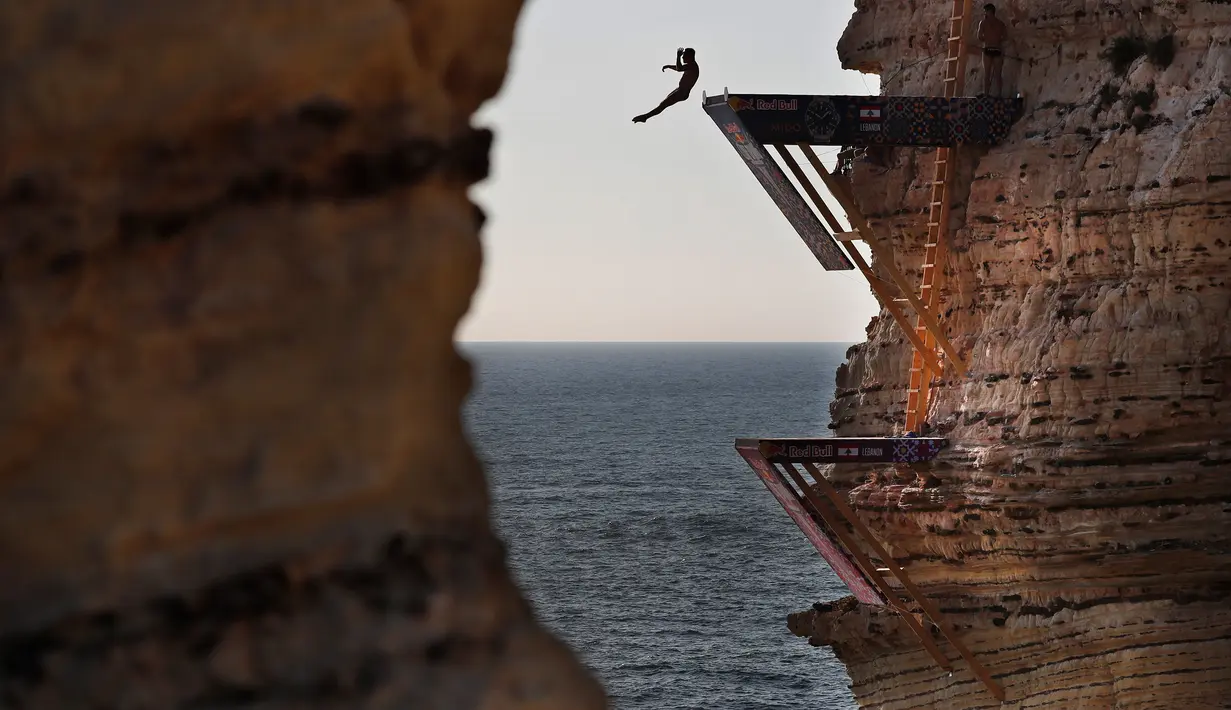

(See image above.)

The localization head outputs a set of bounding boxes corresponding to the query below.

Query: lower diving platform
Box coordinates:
[736,436,1005,701]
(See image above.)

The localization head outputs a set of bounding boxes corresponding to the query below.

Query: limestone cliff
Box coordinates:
[0,2,605,708]
[789,1,1231,707]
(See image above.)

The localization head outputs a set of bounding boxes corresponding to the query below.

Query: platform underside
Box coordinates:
[733,436,949,605]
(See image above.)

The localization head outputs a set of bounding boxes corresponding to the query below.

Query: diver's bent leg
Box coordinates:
[650,90,689,117]
[634,100,669,123]
[633,89,689,123]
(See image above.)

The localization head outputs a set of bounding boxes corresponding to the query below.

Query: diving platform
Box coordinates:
[705,93,1023,147]
[704,105,971,379]
[701,92,1022,275]
[736,436,1005,701]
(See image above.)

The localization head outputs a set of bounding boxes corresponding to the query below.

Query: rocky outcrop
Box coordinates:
[0,2,604,708]
[793,1,1231,707]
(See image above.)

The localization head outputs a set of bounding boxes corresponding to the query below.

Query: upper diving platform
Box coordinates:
[704,93,1024,147]
[702,93,1023,274]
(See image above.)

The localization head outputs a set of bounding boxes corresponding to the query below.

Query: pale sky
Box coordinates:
[459,0,880,342]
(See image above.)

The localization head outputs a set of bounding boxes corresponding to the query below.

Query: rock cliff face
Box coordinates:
[0,2,604,708]
[789,1,1231,707]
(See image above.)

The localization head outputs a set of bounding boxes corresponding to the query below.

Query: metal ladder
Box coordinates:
[904,0,974,433]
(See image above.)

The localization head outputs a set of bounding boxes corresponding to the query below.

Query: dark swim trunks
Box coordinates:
[983,47,1002,57]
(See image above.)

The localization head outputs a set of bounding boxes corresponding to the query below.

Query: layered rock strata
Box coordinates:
[791,1,1231,707]
[0,2,604,708]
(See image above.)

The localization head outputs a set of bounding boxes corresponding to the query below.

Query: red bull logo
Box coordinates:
[722,122,748,143]
[728,96,799,112]
[761,443,786,459]
[755,98,799,111]
[787,444,835,458]
[761,442,840,459]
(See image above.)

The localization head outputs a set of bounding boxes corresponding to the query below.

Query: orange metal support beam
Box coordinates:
[795,145,968,376]
[778,464,954,672]
[801,462,1005,701]
[770,145,945,376]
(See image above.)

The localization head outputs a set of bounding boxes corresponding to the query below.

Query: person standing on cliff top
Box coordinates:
[633,48,699,123]
[977,4,1008,96]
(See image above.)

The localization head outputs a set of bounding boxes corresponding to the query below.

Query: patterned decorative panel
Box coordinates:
[707,94,1023,147]
[756,437,948,464]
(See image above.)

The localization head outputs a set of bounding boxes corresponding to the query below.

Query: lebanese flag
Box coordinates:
[859,106,881,119]
[838,446,860,457]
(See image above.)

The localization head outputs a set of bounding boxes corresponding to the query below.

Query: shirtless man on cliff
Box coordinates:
[977,4,1008,97]
[633,48,699,123]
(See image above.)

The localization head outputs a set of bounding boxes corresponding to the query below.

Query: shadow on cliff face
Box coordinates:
[0,2,606,708]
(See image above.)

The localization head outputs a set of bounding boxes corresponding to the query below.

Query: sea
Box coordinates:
[461,342,857,710]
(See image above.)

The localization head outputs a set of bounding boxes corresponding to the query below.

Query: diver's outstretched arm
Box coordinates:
[662,48,685,72]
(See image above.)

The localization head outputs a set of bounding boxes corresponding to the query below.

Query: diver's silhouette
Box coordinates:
[633,48,699,123]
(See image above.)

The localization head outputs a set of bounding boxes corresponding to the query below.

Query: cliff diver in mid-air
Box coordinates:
[633,47,699,123]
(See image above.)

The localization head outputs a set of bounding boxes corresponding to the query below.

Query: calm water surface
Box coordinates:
[463,343,857,710]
